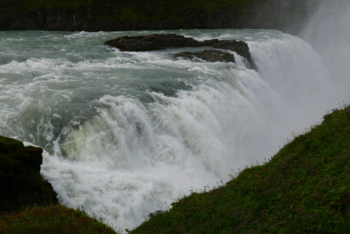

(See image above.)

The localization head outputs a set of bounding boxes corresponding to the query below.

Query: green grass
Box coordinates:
[129,105,350,233]
[0,205,117,234]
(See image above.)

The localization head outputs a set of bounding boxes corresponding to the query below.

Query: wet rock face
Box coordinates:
[105,34,256,68]
[0,135,58,212]
[211,40,253,66]
[175,50,235,63]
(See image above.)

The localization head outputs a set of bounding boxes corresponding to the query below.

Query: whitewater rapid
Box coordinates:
[0,29,347,233]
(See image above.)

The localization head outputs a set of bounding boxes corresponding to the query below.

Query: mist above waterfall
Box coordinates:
[300,0,350,89]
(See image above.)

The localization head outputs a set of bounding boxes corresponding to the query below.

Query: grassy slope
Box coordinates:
[130,106,350,233]
[0,205,116,234]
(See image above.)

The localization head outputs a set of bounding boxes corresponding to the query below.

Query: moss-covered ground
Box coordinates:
[129,105,350,233]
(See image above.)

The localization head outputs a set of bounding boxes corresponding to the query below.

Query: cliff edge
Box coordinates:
[0,135,57,213]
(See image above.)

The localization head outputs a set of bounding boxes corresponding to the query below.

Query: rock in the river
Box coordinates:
[175,50,235,63]
[211,41,252,67]
[0,135,58,212]
[105,34,202,51]
[105,34,256,69]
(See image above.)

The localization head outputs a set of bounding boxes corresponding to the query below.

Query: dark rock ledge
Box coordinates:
[105,34,256,68]
[0,135,58,213]
[175,50,235,63]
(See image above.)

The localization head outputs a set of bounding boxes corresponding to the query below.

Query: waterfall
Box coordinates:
[0,28,348,233]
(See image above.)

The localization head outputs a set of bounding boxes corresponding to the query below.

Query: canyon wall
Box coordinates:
[0,0,317,33]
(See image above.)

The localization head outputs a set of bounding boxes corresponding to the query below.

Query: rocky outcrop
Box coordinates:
[211,41,250,65]
[0,135,57,212]
[175,50,235,63]
[105,34,256,68]
[105,34,202,51]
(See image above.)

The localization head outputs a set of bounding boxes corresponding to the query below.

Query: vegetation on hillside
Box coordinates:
[130,105,350,233]
[0,205,116,234]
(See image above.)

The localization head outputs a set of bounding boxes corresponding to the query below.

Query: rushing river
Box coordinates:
[0,29,348,232]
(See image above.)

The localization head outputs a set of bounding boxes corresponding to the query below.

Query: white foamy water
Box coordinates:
[0,29,348,233]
